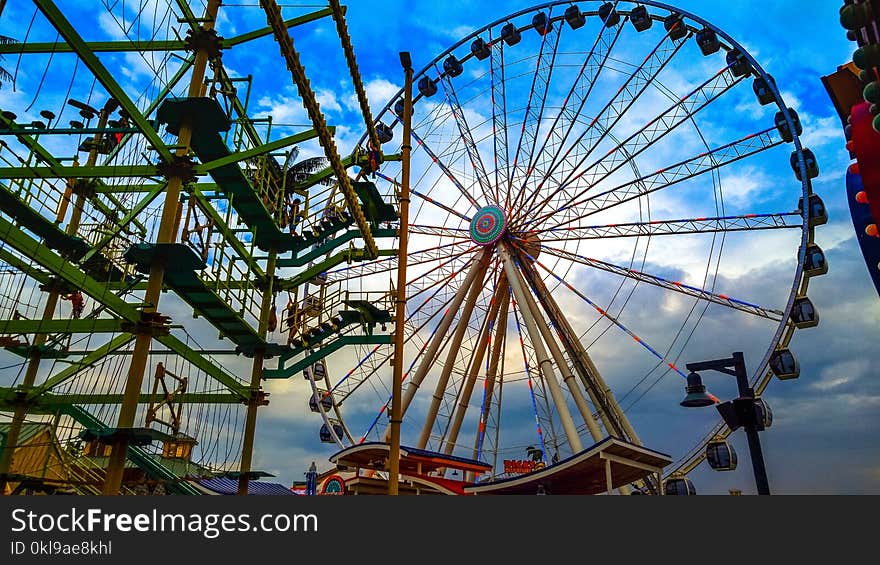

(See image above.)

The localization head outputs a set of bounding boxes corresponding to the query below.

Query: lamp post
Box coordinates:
[681,351,771,495]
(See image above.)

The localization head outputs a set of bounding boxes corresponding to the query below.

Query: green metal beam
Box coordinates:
[0,113,147,235]
[27,333,135,399]
[195,128,327,173]
[0,165,158,179]
[0,215,249,399]
[60,404,203,495]
[188,189,265,280]
[264,334,390,379]
[0,246,51,284]
[0,111,63,168]
[0,8,336,55]
[277,247,397,292]
[156,334,249,400]
[103,55,195,165]
[0,389,242,409]
[0,40,183,54]
[0,318,124,335]
[79,182,166,264]
[226,8,336,46]
[277,228,397,268]
[33,0,173,162]
[294,152,402,191]
[94,182,215,194]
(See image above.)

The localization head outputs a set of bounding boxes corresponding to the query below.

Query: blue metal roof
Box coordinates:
[196,477,296,495]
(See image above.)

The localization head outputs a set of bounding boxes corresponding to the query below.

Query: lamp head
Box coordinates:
[680,372,715,408]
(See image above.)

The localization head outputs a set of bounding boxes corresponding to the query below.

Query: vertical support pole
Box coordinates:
[732,351,771,496]
[388,51,413,495]
[0,103,111,493]
[102,0,222,495]
[238,250,278,495]
[605,458,613,495]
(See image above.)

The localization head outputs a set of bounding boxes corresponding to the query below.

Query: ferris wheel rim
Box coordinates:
[340,1,814,486]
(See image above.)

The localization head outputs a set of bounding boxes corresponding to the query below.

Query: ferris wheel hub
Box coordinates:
[470,205,507,246]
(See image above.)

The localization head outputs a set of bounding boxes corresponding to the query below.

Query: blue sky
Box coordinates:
[1,1,878,495]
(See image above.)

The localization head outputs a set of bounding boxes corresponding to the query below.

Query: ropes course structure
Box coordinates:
[0,0,397,495]
[323,1,828,494]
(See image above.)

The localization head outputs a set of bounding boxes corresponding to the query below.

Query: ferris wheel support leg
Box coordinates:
[507,253,603,444]
[386,249,491,442]
[102,0,223,495]
[442,276,509,456]
[519,258,641,446]
[499,244,583,454]
[416,256,491,450]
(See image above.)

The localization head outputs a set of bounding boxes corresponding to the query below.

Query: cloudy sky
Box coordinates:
[1,0,878,495]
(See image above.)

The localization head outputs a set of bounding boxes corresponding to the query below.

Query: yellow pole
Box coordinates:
[238,250,277,495]
[388,52,413,495]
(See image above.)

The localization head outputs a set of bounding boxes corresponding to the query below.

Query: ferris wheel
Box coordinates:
[307,1,825,492]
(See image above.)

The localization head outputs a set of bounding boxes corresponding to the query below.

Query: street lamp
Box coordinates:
[681,351,772,495]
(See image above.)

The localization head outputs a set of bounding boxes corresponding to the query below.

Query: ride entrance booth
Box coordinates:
[329,442,493,495]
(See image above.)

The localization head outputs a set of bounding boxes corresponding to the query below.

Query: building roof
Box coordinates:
[0,423,54,450]
[464,437,672,495]
[330,442,492,475]
[194,476,296,495]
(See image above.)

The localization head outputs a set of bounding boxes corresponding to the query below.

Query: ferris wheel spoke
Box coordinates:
[526,255,708,389]
[437,67,494,206]
[408,224,472,238]
[536,242,785,321]
[507,9,564,211]
[410,129,482,211]
[514,11,625,210]
[471,277,510,460]
[507,249,605,443]
[514,24,691,226]
[334,269,469,404]
[381,249,492,444]
[537,126,784,231]
[530,212,803,242]
[515,254,641,446]
[522,60,745,224]
[375,172,472,222]
[500,244,585,453]
[489,29,510,207]
[326,240,477,281]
